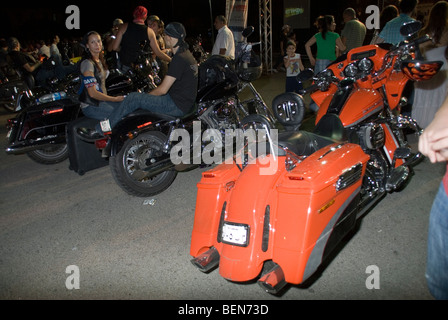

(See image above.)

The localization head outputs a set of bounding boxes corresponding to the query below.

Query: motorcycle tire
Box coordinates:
[109,130,178,197]
[26,144,69,164]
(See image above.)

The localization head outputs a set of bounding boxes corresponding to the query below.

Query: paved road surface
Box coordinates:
[0,72,443,300]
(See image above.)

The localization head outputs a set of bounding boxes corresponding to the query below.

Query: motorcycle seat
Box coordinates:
[126,103,198,121]
[276,131,337,157]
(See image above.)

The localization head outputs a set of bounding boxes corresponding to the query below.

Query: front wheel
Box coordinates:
[109,130,178,197]
[27,144,69,164]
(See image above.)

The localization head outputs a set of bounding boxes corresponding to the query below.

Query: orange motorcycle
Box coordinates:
[189,21,443,294]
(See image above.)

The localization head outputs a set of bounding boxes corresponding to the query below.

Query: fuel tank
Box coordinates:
[315,81,383,128]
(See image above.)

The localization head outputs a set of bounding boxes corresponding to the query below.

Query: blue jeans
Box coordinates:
[81,101,122,121]
[426,182,448,300]
[96,92,184,132]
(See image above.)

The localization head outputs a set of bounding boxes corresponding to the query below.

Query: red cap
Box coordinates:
[133,6,148,20]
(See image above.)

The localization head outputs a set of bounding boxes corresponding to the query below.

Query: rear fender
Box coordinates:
[218,156,285,282]
[108,113,173,157]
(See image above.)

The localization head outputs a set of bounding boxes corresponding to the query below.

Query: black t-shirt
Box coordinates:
[119,22,149,67]
[167,49,198,113]
[9,50,37,75]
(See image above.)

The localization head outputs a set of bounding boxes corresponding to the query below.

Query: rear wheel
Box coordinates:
[27,144,68,164]
[109,131,177,197]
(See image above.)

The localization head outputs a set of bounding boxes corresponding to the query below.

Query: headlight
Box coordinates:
[344,63,358,77]
[358,58,373,72]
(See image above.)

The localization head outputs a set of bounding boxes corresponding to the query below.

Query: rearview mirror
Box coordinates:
[297,68,314,82]
[242,26,254,38]
[400,21,422,39]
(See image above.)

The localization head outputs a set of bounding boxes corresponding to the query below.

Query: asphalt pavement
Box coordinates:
[0,71,444,302]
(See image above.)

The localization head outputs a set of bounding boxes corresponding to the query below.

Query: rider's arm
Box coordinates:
[111,24,126,52]
[22,61,41,73]
[83,70,124,103]
[150,75,176,96]
[147,28,171,63]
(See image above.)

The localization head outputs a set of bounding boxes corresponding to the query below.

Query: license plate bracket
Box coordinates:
[221,222,249,247]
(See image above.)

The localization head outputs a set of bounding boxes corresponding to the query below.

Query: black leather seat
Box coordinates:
[126,103,198,121]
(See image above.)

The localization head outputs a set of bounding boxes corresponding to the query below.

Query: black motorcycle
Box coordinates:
[5,40,161,164]
[100,27,275,197]
[5,70,133,164]
[0,66,32,113]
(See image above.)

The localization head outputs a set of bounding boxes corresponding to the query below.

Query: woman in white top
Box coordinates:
[412,1,448,128]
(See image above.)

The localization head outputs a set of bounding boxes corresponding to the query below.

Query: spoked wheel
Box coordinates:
[27,144,69,164]
[109,130,177,197]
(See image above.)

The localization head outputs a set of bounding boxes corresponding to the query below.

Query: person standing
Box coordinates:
[211,15,235,59]
[147,15,168,81]
[305,15,346,74]
[50,35,63,65]
[341,8,366,54]
[418,91,448,300]
[104,18,124,52]
[38,40,51,59]
[284,41,304,94]
[305,15,346,112]
[274,24,291,72]
[376,0,419,45]
[112,6,171,72]
[412,0,448,129]
[371,5,399,44]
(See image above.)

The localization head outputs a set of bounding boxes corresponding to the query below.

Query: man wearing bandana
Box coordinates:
[112,6,171,71]
[77,22,198,141]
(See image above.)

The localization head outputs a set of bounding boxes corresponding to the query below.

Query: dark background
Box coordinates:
[0,0,437,54]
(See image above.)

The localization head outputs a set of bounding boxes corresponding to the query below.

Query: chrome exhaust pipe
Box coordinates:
[191,247,220,273]
[258,263,287,294]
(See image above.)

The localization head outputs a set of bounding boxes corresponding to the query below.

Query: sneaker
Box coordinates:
[76,127,105,142]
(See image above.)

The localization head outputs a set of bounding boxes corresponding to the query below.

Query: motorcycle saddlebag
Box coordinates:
[67,117,108,175]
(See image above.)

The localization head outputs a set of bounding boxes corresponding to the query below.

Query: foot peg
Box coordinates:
[386,165,410,192]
